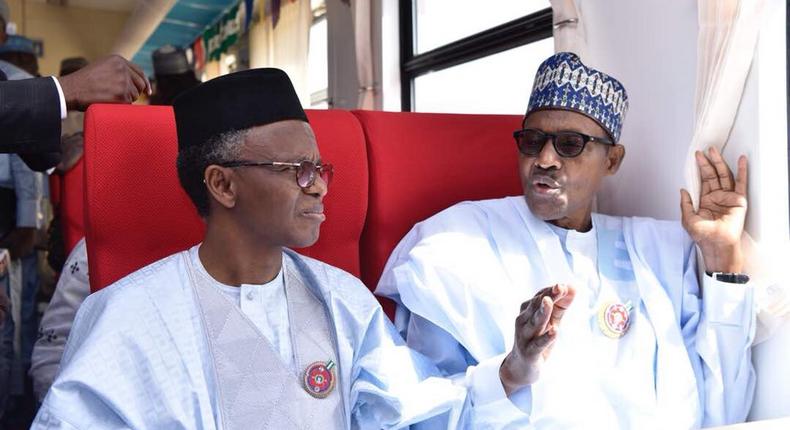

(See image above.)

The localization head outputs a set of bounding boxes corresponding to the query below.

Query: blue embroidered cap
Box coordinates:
[527,52,629,142]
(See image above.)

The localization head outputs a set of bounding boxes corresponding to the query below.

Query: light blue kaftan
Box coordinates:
[377,196,756,429]
[31,247,515,429]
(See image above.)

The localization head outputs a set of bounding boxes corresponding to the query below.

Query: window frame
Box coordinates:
[309,1,329,108]
[399,2,552,111]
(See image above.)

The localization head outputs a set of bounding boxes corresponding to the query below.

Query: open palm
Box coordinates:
[681,147,748,271]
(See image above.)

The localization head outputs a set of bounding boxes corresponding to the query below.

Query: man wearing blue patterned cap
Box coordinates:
[377,52,755,428]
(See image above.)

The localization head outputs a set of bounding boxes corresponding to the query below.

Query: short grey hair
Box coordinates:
[176,128,248,217]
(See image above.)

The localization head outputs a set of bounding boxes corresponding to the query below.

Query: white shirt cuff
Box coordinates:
[702,273,755,326]
[466,353,531,419]
[51,76,67,119]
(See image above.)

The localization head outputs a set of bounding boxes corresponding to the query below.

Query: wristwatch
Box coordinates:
[707,271,750,284]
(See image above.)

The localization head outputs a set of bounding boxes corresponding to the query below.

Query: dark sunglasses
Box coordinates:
[513,128,614,158]
[219,160,334,190]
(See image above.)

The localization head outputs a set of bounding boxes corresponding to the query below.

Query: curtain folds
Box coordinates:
[249,0,312,105]
[549,0,586,59]
[684,0,766,205]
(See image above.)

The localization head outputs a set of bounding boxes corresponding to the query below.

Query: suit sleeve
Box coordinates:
[0,77,62,156]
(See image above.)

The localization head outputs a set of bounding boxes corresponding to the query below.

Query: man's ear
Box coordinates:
[605,144,625,175]
[204,165,237,210]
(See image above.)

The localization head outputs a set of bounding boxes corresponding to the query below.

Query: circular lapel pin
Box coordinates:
[303,360,336,399]
[597,301,632,339]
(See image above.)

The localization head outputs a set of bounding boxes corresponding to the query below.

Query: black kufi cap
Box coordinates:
[173,68,308,152]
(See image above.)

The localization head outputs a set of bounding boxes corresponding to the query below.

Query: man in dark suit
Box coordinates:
[0,1,151,171]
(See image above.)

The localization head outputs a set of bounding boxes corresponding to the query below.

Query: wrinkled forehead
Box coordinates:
[243,120,318,160]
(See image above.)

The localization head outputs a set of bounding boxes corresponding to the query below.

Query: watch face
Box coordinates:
[714,273,750,284]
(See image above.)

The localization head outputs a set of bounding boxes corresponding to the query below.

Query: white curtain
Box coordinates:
[350,0,376,109]
[684,0,766,203]
[249,0,313,105]
[549,0,586,59]
[683,0,790,344]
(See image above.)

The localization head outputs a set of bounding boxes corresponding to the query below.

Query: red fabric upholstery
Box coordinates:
[84,105,202,292]
[353,111,524,315]
[48,174,61,207]
[83,105,367,292]
[61,157,85,254]
[294,110,368,275]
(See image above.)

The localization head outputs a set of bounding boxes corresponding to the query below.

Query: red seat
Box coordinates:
[83,105,367,292]
[48,174,61,207]
[61,157,85,254]
[353,111,524,314]
[295,111,368,275]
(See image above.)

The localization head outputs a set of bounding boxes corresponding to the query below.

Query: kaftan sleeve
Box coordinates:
[678,241,756,427]
[29,238,90,402]
[375,223,536,429]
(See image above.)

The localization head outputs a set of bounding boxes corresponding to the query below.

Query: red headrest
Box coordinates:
[294,111,368,275]
[61,157,85,254]
[353,111,524,304]
[84,105,367,292]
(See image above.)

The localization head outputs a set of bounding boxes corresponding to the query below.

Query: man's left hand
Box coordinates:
[681,147,748,273]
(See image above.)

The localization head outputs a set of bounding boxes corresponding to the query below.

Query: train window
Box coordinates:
[308,0,329,108]
[413,37,553,114]
[414,0,550,54]
[401,2,552,112]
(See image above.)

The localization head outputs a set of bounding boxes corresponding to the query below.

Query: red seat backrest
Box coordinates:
[84,105,201,292]
[295,111,368,275]
[84,105,367,292]
[61,157,85,254]
[48,174,61,207]
[353,111,524,313]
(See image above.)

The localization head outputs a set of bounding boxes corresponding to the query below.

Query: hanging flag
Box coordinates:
[271,0,281,28]
[221,3,241,53]
[192,37,205,72]
[201,3,242,61]
[244,0,255,30]
[204,22,221,61]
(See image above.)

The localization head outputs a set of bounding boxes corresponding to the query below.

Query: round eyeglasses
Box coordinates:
[219,160,334,190]
[513,128,614,158]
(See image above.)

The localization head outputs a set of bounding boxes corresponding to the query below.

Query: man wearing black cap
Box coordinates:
[31,68,509,429]
[149,44,200,105]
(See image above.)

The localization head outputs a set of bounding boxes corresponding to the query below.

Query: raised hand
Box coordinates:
[499,284,576,396]
[59,55,152,111]
[680,147,748,273]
